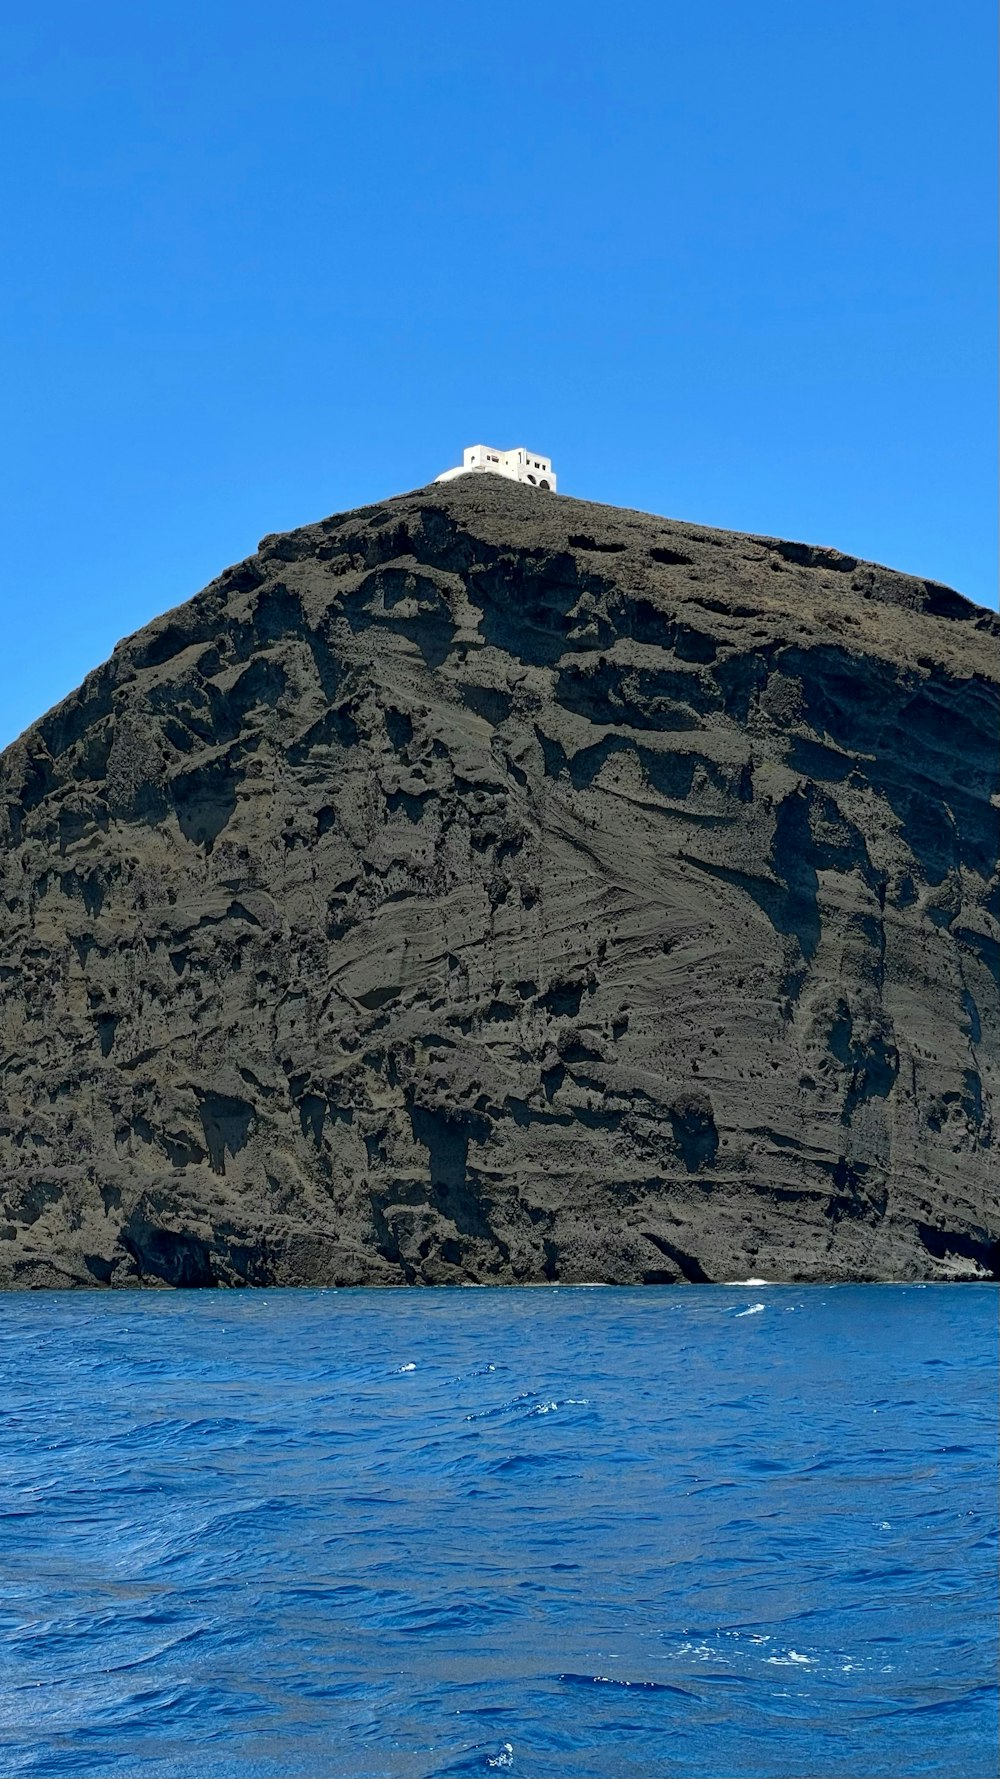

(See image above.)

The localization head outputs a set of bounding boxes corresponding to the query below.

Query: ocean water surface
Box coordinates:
[0,1284,995,1779]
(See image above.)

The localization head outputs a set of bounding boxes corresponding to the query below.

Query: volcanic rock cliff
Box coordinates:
[1,478,997,1288]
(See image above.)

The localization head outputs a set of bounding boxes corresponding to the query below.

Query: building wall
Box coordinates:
[436,446,556,491]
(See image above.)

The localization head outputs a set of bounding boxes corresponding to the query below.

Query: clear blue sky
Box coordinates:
[1,1,995,749]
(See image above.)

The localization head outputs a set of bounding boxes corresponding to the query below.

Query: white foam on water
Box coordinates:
[487,1743,514,1769]
[735,1303,766,1316]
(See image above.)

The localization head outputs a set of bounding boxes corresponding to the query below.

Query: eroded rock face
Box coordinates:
[1,478,997,1287]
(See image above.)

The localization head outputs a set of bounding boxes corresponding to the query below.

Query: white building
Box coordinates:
[434,444,557,492]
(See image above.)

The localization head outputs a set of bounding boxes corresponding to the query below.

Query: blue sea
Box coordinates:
[0,1285,995,1779]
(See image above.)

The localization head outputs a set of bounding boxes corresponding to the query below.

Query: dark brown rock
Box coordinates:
[1,477,997,1287]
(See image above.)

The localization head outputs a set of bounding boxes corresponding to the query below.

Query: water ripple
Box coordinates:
[0,1283,995,1778]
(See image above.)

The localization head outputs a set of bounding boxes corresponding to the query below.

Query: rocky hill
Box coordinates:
[1,477,997,1287]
